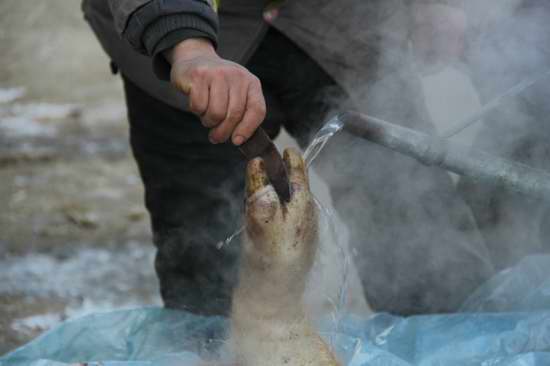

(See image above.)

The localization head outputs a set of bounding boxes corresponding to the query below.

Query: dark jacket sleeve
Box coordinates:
[108,0,219,56]
[410,0,464,8]
[107,0,219,80]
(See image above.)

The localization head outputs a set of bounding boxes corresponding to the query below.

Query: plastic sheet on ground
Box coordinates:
[3,255,550,366]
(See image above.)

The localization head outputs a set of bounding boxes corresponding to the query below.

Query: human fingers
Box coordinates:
[182,65,210,116]
[202,77,229,132]
[208,75,248,144]
[231,77,266,146]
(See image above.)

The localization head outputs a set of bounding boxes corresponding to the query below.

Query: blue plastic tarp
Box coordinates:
[3,255,550,366]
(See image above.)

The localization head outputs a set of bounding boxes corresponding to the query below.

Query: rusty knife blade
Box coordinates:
[238,128,291,202]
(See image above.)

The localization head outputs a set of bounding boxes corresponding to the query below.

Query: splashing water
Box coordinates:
[312,195,351,334]
[217,115,351,334]
[216,225,244,250]
[304,115,345,167]
[303,115,350,333]
[217,115,345,250]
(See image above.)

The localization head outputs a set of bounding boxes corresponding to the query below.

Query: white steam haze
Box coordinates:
[294,0,550,315]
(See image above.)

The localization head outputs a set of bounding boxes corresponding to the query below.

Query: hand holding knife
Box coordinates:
[166,38,290,201]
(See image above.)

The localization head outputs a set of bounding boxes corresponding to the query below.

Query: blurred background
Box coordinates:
[0,0,485,354]
[0,1,160,352]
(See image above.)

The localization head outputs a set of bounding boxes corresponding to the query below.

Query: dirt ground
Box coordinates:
[0,1,163,353]
[0,87,165,352]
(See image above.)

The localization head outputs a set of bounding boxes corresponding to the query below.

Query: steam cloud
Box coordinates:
[278,0,550,315]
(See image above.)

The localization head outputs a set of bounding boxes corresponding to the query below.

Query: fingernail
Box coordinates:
[209,135,218,144]
[233,135,245,146]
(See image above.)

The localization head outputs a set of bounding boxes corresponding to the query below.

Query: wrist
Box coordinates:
[165,38,217,64]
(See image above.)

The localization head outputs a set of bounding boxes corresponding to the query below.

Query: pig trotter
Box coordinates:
[230,148,340,366]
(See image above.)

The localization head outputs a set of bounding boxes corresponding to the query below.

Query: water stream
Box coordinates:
[303,116,345,167]
[218,115,350,331]
[217,115,345,250]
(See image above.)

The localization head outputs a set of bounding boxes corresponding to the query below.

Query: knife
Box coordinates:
[238,128,291,202]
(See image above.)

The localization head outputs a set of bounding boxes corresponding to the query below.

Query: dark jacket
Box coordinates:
[82,0,460,111]
[82,0,269,110]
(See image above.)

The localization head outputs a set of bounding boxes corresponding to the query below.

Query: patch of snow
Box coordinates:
[4,242,161,335]
[80,140,128,156]
[126,175,141,185]
[0,116,57,138]
[81,141,100,155]
[0,87,26,104]
[11,313,63,335]
[89,188,124,200]
[12,103,79,120]
[82,101,126,126]
[64,298,146,319]
[14,175,30,187]
[0,242,160,310]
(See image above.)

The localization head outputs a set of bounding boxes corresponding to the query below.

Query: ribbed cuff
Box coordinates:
[415,0,464,8]
[124,0,218,54]
[144,13,218,56]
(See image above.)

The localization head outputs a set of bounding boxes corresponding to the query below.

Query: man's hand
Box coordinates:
[166,38,266,145]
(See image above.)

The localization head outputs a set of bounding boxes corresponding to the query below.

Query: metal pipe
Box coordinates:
[339,111,550,202]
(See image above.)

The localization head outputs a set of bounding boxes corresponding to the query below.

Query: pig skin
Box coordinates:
[229,148,340,366]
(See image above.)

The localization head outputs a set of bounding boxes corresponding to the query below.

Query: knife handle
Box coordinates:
[238,128,291,202]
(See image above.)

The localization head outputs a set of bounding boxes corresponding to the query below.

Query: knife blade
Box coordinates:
[238,128,291,202]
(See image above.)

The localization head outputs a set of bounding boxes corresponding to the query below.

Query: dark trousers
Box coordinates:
[124,28,339,316]
[124,27,494,317]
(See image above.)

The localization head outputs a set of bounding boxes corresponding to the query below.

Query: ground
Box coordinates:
[0,86,164,353]
[0,2,162,352]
